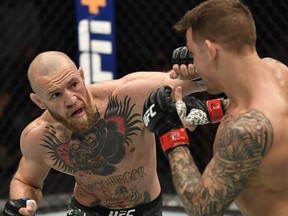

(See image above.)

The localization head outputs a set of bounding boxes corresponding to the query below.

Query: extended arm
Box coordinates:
[116,70,206,101]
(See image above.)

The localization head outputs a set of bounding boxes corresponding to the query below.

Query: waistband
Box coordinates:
[71,193,162,215]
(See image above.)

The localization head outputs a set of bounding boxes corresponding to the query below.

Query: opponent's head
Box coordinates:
[175,0,256,53]
[174,0,256,93]
[28,51,95,133]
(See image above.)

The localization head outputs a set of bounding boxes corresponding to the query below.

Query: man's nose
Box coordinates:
[65,91,77,107]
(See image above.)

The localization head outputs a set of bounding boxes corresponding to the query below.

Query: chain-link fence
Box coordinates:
[0,0,287,214]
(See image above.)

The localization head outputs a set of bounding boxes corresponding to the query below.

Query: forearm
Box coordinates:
[9,177,43,204]
[180,80,207,96]
[167,146,202,215]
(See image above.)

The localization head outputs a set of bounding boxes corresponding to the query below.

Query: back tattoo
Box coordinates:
[41,95,142,176]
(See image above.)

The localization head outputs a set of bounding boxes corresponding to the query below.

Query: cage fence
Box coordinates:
[0,0,287,215]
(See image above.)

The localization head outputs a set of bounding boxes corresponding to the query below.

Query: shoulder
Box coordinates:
[262,57,288,72]
[20,112,63,157]
[21,117,47,144]
[216,109,274,158]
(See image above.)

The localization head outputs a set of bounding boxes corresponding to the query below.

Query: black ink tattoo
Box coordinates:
[168,109,273,215]
[82,166,146,192]
[41,95,141,176]
[41,125,75,174]
[89,186,151,208]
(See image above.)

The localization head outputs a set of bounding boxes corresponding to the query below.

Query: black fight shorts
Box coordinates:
[66,194,163,216]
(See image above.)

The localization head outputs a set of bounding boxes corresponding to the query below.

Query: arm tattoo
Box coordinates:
[168,109,273,216]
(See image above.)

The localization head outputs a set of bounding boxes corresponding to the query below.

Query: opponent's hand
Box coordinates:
[170,46,203,84]
[174,86,225,131]
[143,86,189,154]
[3,198,37,216]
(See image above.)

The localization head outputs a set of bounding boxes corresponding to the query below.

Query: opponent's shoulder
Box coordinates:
[216,109,273,157]
[262,57,288,72]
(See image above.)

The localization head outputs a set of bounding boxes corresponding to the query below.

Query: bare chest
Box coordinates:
[42,94,146,172]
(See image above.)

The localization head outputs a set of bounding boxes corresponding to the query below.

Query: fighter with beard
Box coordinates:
[2,51,206,216]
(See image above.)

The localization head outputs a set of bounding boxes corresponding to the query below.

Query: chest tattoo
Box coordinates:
[41,95,142,176]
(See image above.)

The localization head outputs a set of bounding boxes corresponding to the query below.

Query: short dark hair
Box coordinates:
[174,0,257,53]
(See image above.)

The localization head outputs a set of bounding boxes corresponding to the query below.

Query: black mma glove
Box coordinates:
[180,95,225,125]
[143,86,225,153]
[143,86,189,154]
[171,46,193,66]
[3,198,32,216]
[171,46,204,84]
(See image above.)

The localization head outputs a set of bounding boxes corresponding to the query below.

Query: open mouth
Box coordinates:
[71,108,84,117]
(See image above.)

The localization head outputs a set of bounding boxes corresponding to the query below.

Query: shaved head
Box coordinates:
[28,51,77,93]
[27,51,93,132]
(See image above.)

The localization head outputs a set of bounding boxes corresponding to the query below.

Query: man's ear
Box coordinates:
[79,67,85,81]
[204,40,218,61]
[30,93,46,110]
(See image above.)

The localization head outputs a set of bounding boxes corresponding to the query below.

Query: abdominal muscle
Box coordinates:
[72,164,161,208]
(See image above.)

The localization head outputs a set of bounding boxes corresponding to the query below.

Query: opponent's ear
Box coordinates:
[204,40,218,60]
[30,93,46,110]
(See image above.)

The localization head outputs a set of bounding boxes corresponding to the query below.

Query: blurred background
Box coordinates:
[0,0,287,215]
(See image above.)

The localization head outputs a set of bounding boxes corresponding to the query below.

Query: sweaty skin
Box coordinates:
[9,51,205,215]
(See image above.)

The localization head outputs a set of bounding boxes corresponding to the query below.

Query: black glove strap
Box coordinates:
[3,198,28,216]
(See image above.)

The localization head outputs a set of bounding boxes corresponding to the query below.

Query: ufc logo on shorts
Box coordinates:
[143,104,156,127]
[109,209,136,216]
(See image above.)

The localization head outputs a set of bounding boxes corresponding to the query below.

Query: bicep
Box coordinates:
[16,129,51,187]
[14,156,50,188]
[200,109,274,212]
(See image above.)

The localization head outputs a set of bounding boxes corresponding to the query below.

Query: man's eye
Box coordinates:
[71,82,78,88]
[51,93,60,98]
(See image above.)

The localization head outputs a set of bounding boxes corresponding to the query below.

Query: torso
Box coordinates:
[27,80,161,208]
[218,59,288,216]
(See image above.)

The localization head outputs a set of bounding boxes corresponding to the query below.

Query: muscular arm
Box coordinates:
[9,125,51,204]
[167,109,273,216]
[10,157,50,203]
[119,71,206,98]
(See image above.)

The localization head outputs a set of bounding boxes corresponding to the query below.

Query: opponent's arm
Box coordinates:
[168,109,273,216]
[3,126,51,216]
[143,86,273,215]
[167,86,273,215]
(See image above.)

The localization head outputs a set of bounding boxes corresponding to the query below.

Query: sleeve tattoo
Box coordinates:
[167,109,273,216]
